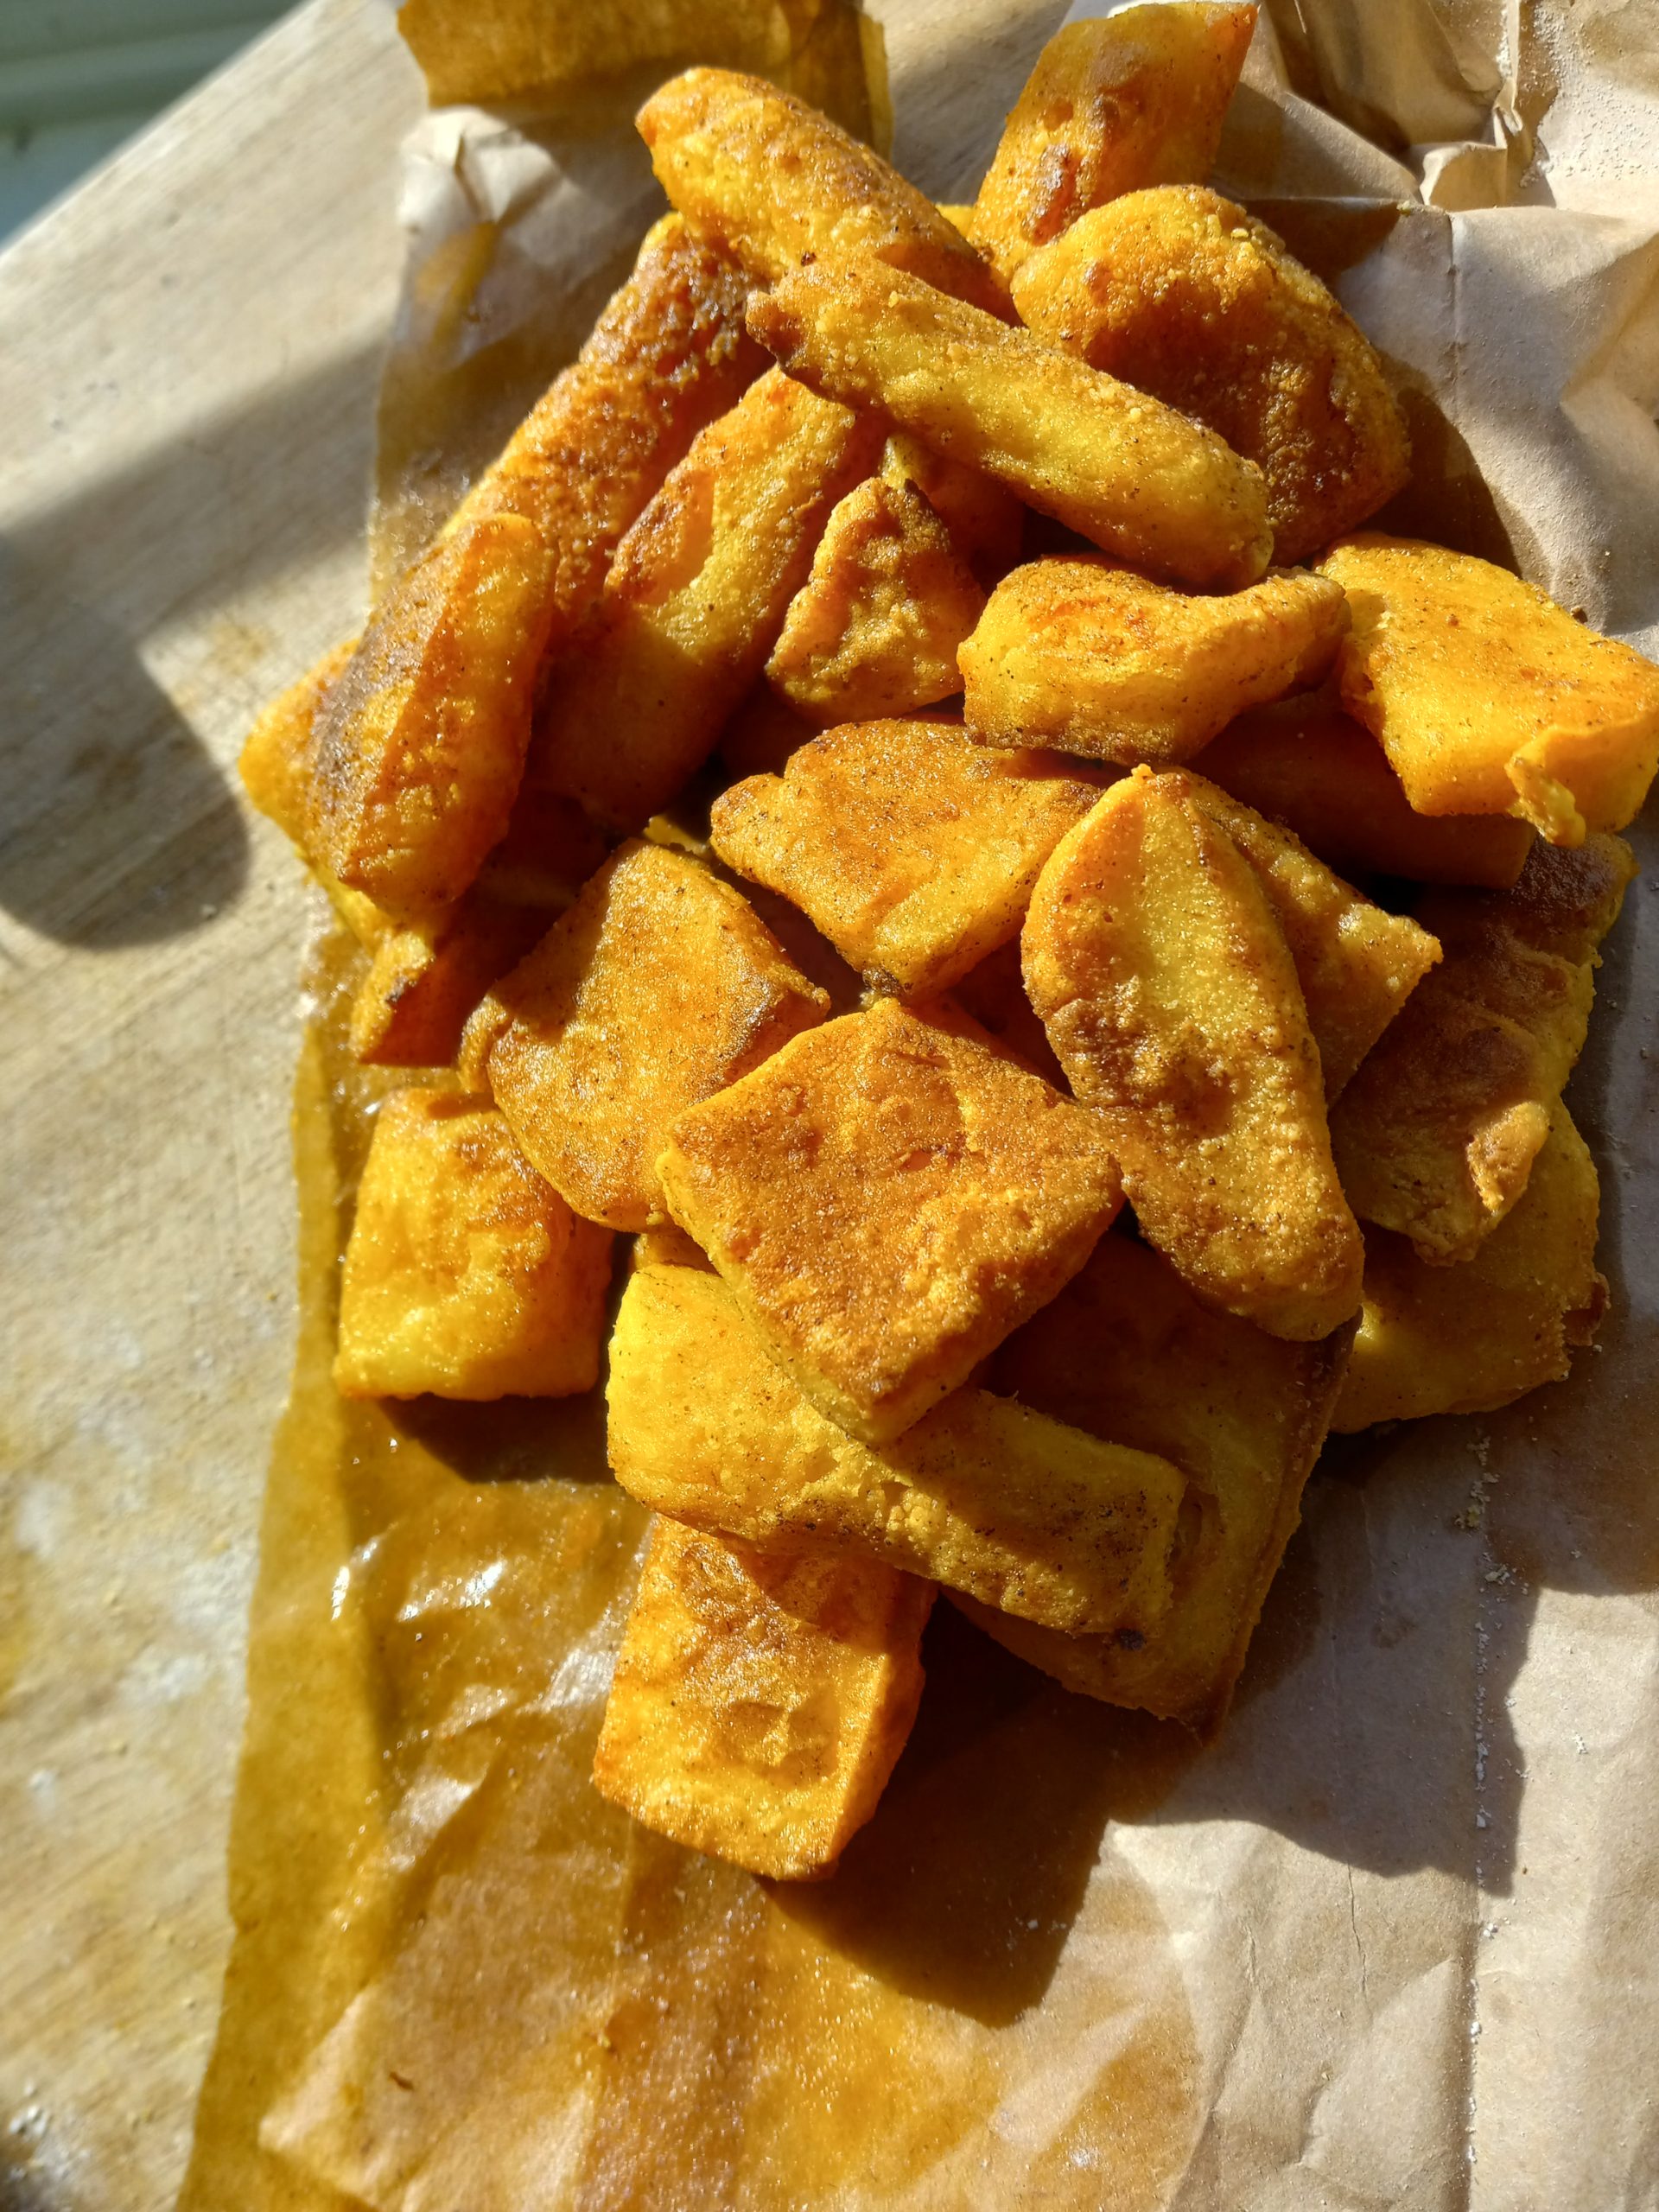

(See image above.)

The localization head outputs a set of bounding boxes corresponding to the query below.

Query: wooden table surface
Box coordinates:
[0,5,417,2202]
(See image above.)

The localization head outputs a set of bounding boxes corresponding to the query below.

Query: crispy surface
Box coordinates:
[1014,188,1410,565]
[658,996,1124,1441]
[1322,533,1659,842]
[765,478,986,727]
[638,67,1004,314]
[482,840,829,1231]
[971,6,1256,285]
[747,257,1273,591]
[238,635,356,849]
[400,2,876,134]
[959,556,1348,764]
[1329,838,1630,1260]
[334,1090,613,1400]
[1334,1102,1605,1429]
[1196,690,1535,888]
[880,430,1024,584]
[972,1230,1351,1733]
[592,1516,932,1881]
[709,719,1103,995]
[348,899,550,1070]
[531,366,880,833]
[309,216,761,918]
[1023,770,1363,1338]
[310,513,559,918]
[1172,772,1442,1096]
[609,1266,1185,1637]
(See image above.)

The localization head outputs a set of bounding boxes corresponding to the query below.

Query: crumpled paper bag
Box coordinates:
[184,4,1659,2208]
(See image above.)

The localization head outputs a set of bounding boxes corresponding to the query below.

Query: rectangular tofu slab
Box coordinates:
[609,1265,1187,1639]
[593,1515,933,1881]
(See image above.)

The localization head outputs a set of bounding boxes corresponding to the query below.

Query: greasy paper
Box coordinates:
[185,4,1659,2209]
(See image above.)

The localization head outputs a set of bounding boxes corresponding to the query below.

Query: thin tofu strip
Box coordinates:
[747,257,1273,590]
[531,367,883,833]
[308,214,763,918]
[637,67,1007,315]
[608,1266,1188,1641]
[593,1516,933,1881]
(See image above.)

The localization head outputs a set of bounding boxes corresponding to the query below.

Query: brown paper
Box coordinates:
[185,4,1659,2208]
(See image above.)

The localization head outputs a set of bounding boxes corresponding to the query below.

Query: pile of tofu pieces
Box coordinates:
[242,6,1655,1878]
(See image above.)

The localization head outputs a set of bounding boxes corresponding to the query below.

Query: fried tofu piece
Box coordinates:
[469,788,607,913]
[658,996,1124,1441]
[1023,769,1363,1339]
[1172,772,1442,1096]
[309,216,761,917]
[959,557,1347,766]
[1196,691,1535,889]
[308,512,558,918]
[967,1230,1351,1734]
[709,719,1103,995]
[334,1090,613,1400]
[631,1222,714,1274]
[879,432,1024,585]
[765,478,986,727]
[531,367,880,834]
[637,68,1006,315]
[1321,534,1659,844]
[1334,1102,1606,1429]
[973,4,1256,285]
[747,257,1273,592]
[348,899,551,1070]
[592,1516,932,1881]
[480,841,828,1232]
[1014,188,1410,565]
[609,1266,1185,1638]
[940,938,1067,1087]
[1329,838,1631,1261]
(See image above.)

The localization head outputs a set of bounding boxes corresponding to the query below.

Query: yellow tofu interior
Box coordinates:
[709,719,1104,995]
[334,1089,614,1401]
[607,1265,1189,1639]
[593,1515,933,1881]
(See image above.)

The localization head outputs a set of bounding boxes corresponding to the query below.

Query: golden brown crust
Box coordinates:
[959,556,1348,764]
[972,1230,1352,1733]
[607,1265,1186,1638]
[658,996,1124,1442]
[972,6,1257,285]
[1023,770,1364,1339]
[593,1516,932,1882]
[747,257,1274,591]
[637,67,1005,314]
[481,839,830,1232]
[709,718,1104,995]
[530,367,882,834]
[1194,690,1535,888]
[1014,187,1410,565]
[1322,533,1659,842]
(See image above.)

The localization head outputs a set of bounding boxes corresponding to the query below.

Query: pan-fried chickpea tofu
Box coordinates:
[1329,836,1632,1262]
[1335,1102,1605,1429]
[658,996,1124,1442]
[968,1230,1353,1734]
[1322,535,1659,844]
[480,841,829,1233]
[334,1090,613,1401]
[709,719,1104,995]
[1196,690,1535,888]
[959,557,1348,766]
[348,899,550,1070]
[531,367,880,834]
[747,257,1273,592]
[879,432,1024,583]
[637,67,1007,315]
[593,1516,933,1882]
[766,478,986,726]
[1014,188,1410,565]
[972,4,1257,285]
[1024,770,1363,1339]
[609,1265,1186,1638]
